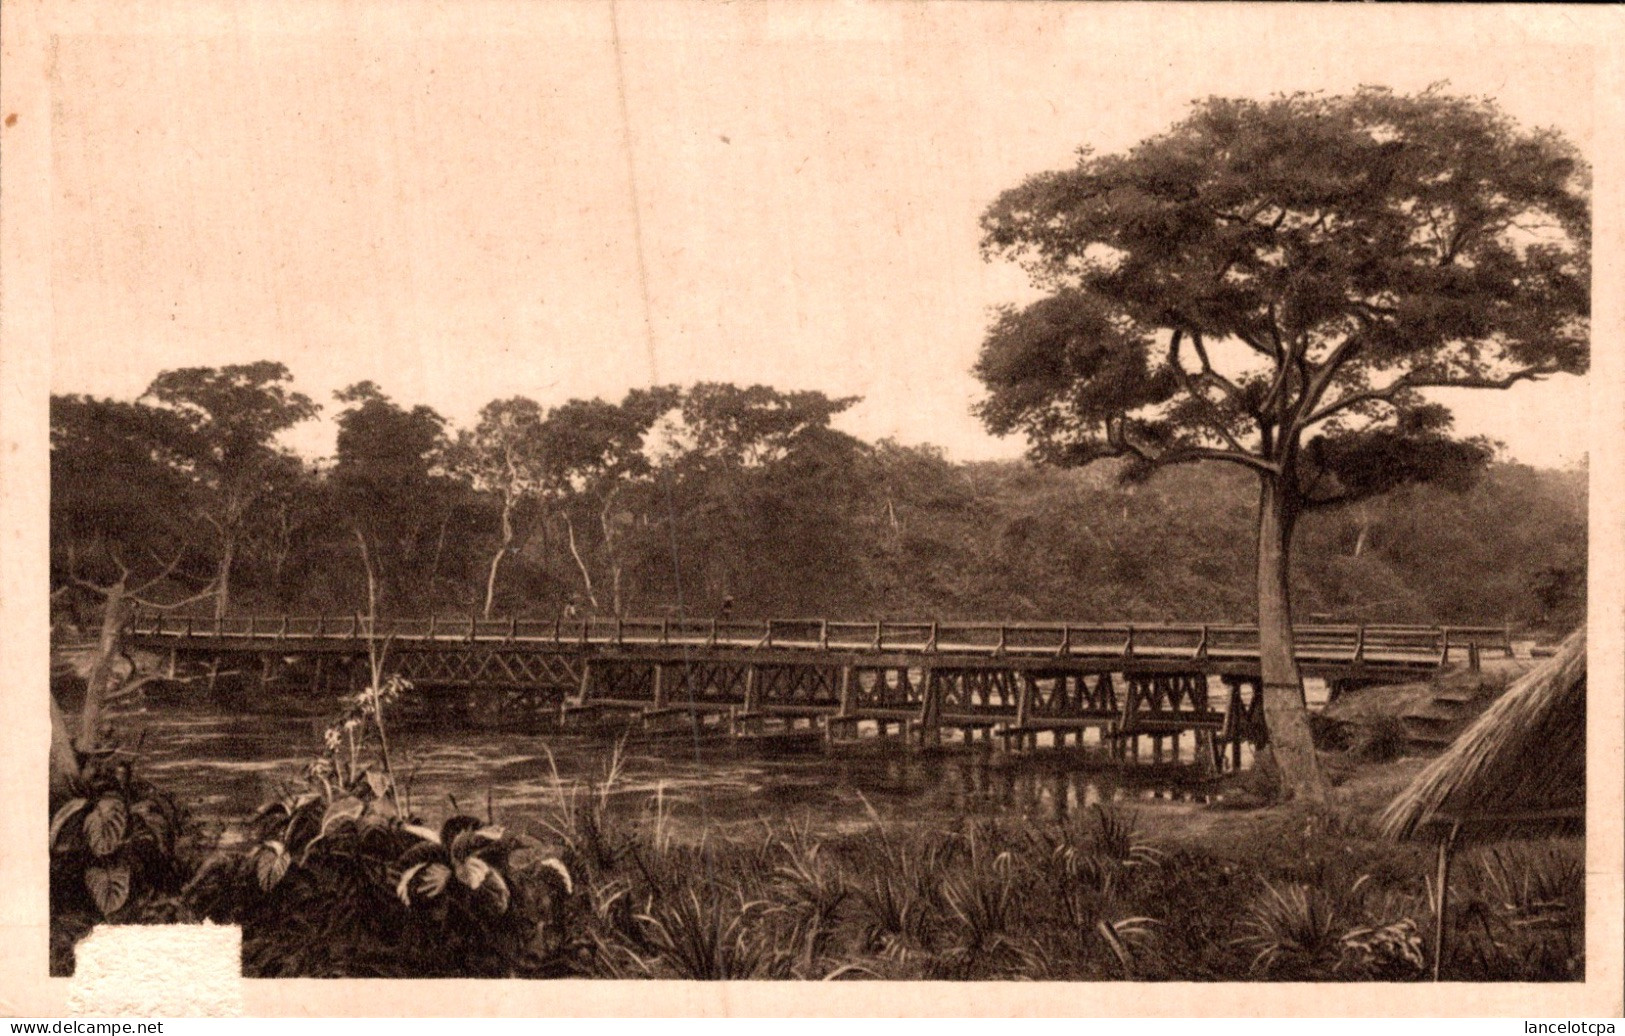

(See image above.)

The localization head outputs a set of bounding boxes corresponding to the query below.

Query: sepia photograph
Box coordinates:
[4,0,1621,1017]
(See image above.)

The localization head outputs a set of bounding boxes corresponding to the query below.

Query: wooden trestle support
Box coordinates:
[158,643,1267,771]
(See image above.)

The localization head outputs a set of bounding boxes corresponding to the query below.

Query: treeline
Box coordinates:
[50,362,1585,631]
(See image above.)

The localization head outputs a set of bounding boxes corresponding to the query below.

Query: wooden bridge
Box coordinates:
[126,614,1513,771]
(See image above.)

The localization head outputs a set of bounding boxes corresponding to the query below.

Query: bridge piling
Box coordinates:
[917,668,940,747]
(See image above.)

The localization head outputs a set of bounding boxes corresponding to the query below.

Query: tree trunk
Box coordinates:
[1255,475,1328,803]
[1352,502,1372,558]
[482,549,506,620]
[599,493,624,617]
[422,514,449,609]
[80,578,130,752]
[50,694,81,797]
[354,527,381,623]
[271,506,294,605]
[564,514,600,611]
[482,496,516,619]
[213,536,235,620]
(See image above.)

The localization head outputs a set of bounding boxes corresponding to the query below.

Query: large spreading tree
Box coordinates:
[974,87,1589,800]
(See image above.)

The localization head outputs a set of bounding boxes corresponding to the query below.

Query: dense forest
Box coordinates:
[50,362,1585,634]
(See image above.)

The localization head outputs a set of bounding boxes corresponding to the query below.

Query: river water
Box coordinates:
[111,695,1255,845]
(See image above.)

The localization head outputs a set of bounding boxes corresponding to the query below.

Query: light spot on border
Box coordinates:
[68,923,243,1017]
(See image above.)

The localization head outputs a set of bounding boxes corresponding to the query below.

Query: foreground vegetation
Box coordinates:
[50,709,1584,982]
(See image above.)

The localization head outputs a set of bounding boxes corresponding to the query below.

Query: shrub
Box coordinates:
[631,884,781,980]
[1349,715,1408,762]
[50,753,193,921]
[186,801,579,977]
[1448,842,1585,981]
[48,749,198,975]
[178,669,582,977]
[1234,880,1343,978]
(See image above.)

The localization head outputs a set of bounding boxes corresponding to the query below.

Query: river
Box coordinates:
[109,693,1268,845]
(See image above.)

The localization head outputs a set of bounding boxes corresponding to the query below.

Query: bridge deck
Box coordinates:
[127,614,1512,672]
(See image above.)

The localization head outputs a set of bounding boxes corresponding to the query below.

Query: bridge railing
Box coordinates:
[126,612,1513,663]
[1438,624,1516,657]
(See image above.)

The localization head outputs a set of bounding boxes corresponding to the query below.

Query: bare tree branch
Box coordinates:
[1292,334,1367,434]
[1299,491,1356,512]
[71,575,118,598]
[1264,302,1286,360]
[1231,328,1275,362]
[108,547,132,583]
[1256,303,1295,419]
[1166,330,1239,438]
[1105,413,1280,476]
[128,579,221,612]
[129,547,191,597]
[1189,332,1245,400]
[1160,447,1281,474]
[101,674,168,705]
[1305,363,1561,426]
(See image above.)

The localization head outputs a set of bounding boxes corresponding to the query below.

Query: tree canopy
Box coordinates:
[50,377,1584,630]
[49,395,199,593]
[976,86,1588,505]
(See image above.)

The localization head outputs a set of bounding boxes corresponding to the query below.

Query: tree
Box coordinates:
[975,87,1589,801]
[49,396,219,788]
[544,387,680,616]
[528,383,862,617]
[634,384,864,615]
[330,382,466,613]
[675,382,860,467]
[50,395,198,598]
[452,397,552,618]
[658,419,871,617]
[142,362,319,618]
[238,453,327,611]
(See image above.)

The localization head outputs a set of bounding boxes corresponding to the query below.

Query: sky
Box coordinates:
[47,2,1595,469]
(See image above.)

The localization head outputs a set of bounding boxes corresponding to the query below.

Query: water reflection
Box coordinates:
[118,701,1219,843]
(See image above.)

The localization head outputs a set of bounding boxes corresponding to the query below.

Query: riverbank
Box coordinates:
[50,741,1582,981]
[531,748,1577,982]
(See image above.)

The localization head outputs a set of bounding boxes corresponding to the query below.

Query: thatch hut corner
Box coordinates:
[1380,627,1586,845]
[1378,626,1586,979]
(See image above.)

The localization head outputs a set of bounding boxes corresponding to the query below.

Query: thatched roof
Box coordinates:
[1380,627,1586,844]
